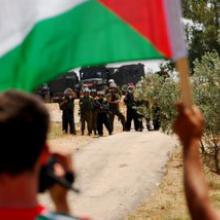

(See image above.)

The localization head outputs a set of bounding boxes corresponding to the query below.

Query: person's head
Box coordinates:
[83,88,90,97]
[127,85,134,94]
[79,91,84,98]
[0,90,49,176]
[64,88,75,98]
[108,79,115,86]
[109,83,117,93]
[90,89,97,98]
[97,91,105,99]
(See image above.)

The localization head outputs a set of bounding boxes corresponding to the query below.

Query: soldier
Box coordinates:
[152,102,161,130]
[90,89,98,135]
[124,85,139,131]
[144,100,153,131]
[134,100,144,132]
[59,88,76,135]
[79,88,93,136]
[107,83,126,132]
[108,79,115,88]
[94,91,112,136]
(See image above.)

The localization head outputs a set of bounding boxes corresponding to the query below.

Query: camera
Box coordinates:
[38,156,78,193]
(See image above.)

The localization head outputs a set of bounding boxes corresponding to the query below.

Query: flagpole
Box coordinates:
[175,57,193,107]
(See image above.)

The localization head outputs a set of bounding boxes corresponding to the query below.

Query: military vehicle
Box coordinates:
[37,63,145,101]
[111,63,145,87]
[36,71,79,101]
[79,66,111,92]
[79,64,144,92]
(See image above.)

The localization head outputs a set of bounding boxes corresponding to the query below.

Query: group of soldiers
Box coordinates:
[124,84,161,132]
[59,80,161,137]
[79,81,126,136]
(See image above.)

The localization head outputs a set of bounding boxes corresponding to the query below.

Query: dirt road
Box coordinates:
[40,131,177,220]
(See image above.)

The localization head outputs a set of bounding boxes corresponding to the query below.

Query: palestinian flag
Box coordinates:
[0,0,186,92]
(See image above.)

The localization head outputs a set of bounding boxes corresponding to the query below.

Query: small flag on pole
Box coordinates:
[0,0,187,92]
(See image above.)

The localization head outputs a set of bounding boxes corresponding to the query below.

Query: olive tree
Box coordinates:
[135,51,220,172]
[135,72,179,133]
[192,51,220,172]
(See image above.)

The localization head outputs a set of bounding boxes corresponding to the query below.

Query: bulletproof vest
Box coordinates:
[109,93,120,110]
[64,96,74,111]
[80,96,93,112]
[125,93,135,108]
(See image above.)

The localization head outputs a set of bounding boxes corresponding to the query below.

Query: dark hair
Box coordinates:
[0,90,49,175]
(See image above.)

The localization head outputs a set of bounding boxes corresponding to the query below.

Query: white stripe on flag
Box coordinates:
[163,0,187,60]
[0,0,86,56]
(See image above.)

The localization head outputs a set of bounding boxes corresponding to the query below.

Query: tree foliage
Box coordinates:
[193,51,220,136]
[135,51,220,171]
[135,52,220,134]
[182,0,220,69]
[192,51,220,172]
[135,73,179,132]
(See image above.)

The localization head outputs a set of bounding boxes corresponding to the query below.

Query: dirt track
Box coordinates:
[40,130,177,220]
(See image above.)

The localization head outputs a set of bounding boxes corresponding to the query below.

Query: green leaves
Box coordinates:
[193,51,220,135]
[134,52,220,136]
[134,73,179,133]
[182,0,220,69]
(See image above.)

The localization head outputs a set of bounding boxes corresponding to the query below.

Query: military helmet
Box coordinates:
[108,79,115,84]
[64,88,74,96]
[109,82,117,88]
[83,87,90,93]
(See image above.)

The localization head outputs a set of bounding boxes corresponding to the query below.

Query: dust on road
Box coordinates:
[40,121,177,220]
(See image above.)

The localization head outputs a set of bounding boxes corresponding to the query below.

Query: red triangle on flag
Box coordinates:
[99,0,172,58]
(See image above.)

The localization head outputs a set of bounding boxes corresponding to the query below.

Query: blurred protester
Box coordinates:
[174,103,220,220]
[0,90,87,220]
[79,88,93,136]
[59,88,76,135]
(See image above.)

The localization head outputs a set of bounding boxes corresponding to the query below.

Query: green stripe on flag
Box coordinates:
[0,0,163,92]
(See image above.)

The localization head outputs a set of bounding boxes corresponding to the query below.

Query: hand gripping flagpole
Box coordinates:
[175,57,193,107]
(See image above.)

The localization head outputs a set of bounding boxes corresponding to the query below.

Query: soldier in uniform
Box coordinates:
[134,100,144,132]
[94,91,112,136]
[124,85,138,131]
[144,100,152,131]
[107,83,126,132]
[152,102,161,130]
[79,88,93,135]
[59,88,76,135]
[90,89,98,135]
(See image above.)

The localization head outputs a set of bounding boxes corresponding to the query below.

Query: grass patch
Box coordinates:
[128,148,220,220]
[48,122,63,139]
[127,149,189,220]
